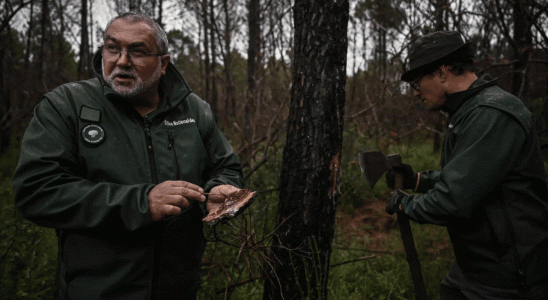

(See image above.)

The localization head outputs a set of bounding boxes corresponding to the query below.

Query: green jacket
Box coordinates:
[12,52,244,299]
[402,74,548,288]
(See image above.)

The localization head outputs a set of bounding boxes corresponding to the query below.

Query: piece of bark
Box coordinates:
[202,189,256,225]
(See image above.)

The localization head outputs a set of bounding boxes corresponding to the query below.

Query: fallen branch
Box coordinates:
[349,103,377,119]
[216,276,264,294]
[332,246,393,255]
[330,255,377,268]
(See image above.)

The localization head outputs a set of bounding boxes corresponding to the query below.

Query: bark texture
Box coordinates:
[263,1,349,299]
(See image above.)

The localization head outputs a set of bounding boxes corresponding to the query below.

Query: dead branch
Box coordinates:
[216,276,264,295]
[330,255,377,268]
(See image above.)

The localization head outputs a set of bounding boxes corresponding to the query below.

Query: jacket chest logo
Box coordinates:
[82,124,105,145]
[164,118,196,126]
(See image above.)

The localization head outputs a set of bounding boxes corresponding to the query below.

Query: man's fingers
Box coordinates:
[211,185,239,197]
[155,204,182,221]
[148,181,207,221]
[164,204,182,217]
[169,181,204,193]
[179,187,206,202]
[207,193,226,202]
[168,181,206,202]
[164,194,191,207]
[207,185,240,203]
[150,203,183,221]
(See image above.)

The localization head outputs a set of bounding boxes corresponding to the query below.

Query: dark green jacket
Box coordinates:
[402,74,548,288]
[12,52,244,299]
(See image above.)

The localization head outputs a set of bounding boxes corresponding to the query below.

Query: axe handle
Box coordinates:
[395,174,428,300]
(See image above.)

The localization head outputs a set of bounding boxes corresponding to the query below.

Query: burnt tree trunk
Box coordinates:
[262,1,349,299]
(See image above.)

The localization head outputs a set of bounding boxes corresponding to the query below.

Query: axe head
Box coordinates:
[358,151,401,188]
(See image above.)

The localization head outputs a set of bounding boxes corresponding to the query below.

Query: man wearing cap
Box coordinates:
[385,31,548,299]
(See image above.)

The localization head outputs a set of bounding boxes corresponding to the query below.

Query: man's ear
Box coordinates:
[161,54,171,75]
[438,65,449,82]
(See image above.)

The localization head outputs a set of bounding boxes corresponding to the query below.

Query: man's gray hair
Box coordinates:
[104,12,169,55]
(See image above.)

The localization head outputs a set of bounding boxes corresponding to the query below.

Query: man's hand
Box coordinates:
[386,163,418,190]
[148,181,206,221]
[386,189,408,215]
[206,185,240,213]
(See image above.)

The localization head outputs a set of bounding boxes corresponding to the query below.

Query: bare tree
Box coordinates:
[247,0,260,95]
[78,0,89,79]
[262,1,349,299]
[24,0,35,68]
[1,0,33,34]
[39,0,50,86]
[243,0,261,160]
[208,0,218,114]
[200,0,212,112]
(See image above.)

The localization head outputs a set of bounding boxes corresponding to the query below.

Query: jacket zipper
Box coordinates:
[143,116,160,300]
[167,132,181,180]
[143,116,159,184]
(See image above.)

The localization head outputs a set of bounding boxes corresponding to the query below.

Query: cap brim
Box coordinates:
[401,66,426,82]
[401,42,473,82]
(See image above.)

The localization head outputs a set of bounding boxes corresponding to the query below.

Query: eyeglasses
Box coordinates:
[410,75,425,92]
[101,45,163,61]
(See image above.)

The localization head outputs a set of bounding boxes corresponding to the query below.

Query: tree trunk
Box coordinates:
[57,0,65,71]
[512,0,532,99]
[434,0,448,31]
[0,33,10,155]
[25,0,34,68]
[244,0,260,157]
[88,0,93,77]
[158,0,163,27]
[78,0,89,79]
[222,0,235,119]
[208,0,218,116]
[262,1,349,299]
[247,0,260,94]
[201,0,211,111]
[39,0,49,86]
[433,0,449,153]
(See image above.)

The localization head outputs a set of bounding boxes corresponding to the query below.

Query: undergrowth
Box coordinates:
[0,142,57,299]
[0,128,455,300]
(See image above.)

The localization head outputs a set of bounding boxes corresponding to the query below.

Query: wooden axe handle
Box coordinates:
[394,173,428,300]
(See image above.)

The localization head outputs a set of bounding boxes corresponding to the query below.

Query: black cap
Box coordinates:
[401,31,474,82]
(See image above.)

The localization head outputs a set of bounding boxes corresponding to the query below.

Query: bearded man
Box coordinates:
[12,12,244,299]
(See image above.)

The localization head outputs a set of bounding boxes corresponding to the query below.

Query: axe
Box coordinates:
[358,151,428,300]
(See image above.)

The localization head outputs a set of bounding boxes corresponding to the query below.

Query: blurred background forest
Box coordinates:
[1,0,548,299]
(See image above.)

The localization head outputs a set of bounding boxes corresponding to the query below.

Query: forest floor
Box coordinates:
[336,199,453,255]
[335,199,398,251]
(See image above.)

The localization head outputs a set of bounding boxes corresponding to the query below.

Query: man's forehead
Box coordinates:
[104,20,155,43]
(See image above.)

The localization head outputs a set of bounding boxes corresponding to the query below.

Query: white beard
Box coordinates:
[102,58,162,99]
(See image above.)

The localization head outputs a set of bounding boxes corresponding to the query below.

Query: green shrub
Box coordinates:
[0,178,58,300]
[198,144,282,299]
[329,222,453,300]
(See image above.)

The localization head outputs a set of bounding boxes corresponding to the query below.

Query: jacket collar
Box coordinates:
[92,50,193,112]
[442,73,498,115]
